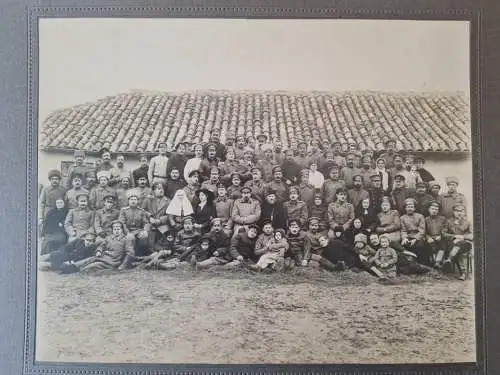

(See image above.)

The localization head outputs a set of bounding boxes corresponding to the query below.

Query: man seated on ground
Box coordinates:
[195,218,232,269]
[39,230,99,272]
[225,224,260,268]
[284,219,307,268]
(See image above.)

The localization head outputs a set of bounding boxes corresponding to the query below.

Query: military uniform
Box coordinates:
[256,158,280,183]
[127,186,152,207]
[64,207,95,238]
[327,201,354,231]
[400,211,430,265]
[283,200,309,228]
[391,187,416,215]
[347,187,369,209]
[94,207,120,237]
[244,179,266,203]
[376,210,402,243]
[266,181,289,204]
[322,179,346,205]
[89,186,117,210]
[39,184,67,220]
[65,187,90,209]
[341,166,362,189]
[286,230,307,265]
[440,192,467,219]
[118,205,150,255]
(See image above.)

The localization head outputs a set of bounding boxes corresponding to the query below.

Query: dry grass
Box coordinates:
[36,267,475,364]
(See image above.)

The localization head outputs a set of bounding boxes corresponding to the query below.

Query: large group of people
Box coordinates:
[38,131,473,280]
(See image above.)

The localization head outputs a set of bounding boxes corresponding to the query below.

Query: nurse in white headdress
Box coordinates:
[166,189,194,232]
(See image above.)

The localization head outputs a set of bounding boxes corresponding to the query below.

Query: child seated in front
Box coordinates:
[372,234,399,279]
[252,229,289,271]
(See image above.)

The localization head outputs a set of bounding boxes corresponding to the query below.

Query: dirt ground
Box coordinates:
[35,267,476,364]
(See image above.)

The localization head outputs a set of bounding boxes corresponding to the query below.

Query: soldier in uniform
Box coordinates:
[39,169,67,222]
[442,203,473,280]
[183,170,200,205]
[110,154,133,187]
[127,176,152,208]
[94,194,120,241]
[293,141,310,170]
[414,181,434,216]
[66,150,89,189]
[256,144,279,183]
[327,188,355,239]
[172,216,201,256]
[148,142,169,185]
[132,153,149,188]
[266,166,289,204]
[391,174,416,215]
[283,186,309,229]
[200,166,221,196]
[64,192,95,240]
[297,169,316,208]
[89,171,117,210]
[115,175,132,209]
[244,167,267,203]
[341,152,362,189]
[281,148,302,186]
[378,139,398,169]
[200,143,220,181]
[400,198,431,266]
[331,141,346,167]
[440,176,467,219]
[347,174,370,209]
[322,165,346,205]
[425,201,448,268]
[214,183,234,235]
[368,174,385,214]
[231,185,262,236]
[118,190,150,256]
[96,148,115,173]
[64,173,89,209]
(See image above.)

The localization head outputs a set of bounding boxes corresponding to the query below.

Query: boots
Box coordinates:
[434,250,445,268]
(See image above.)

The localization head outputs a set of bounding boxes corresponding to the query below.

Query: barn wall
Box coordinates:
[39,150,475,220]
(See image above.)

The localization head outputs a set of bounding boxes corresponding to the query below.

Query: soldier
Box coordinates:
[293,141,310,170]
[378,139,398,169]
[148,142,169,185]
[302,217,326,266]
[165,166,187,199]
[200,166,221,196]
[322,165,346,205]
[425,201,447,268]
[96,148,115,173]
[244,167,266,203]
[172,216,201,257]
[400,198,431,266]
[214,183,234,234]
[347,174,370,209]
[132,153,149,187]
[231,185,261,236]
[283,186,309,229]
[391,174,416,215]
[115,175,132,208]
[414,181,434,216]
[66,150,89,189]
[118,190,150,256]
[64,192,95,240]
[204,129,226,161]
[368,174,385,214]
[39,169,67,222]
[442,203,473,280]
[64,173,89,209]
[340,152,361,189]
[331,141,346,167]
[200,143,220,181]
[256,144,279,183]
[266,166,289,204]
[227,173,243,201]
[440,176,467,219]
[142,182,171,250]
[358,154,376,189]
[183,170,200,205]
[89,171,117,210]
[110,154,133,187]
[327,188,355,239]
[285,219,307,267]
[281,148,302,186]
[227,224,260,267]
[127,175,152,207]
[94,194,120,241]
[375,196,402,243]
[297,169,316,208]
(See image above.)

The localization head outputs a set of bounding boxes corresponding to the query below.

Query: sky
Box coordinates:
[38,18,470,120]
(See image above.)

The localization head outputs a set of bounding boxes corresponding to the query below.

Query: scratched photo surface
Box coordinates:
[35,18,475,364]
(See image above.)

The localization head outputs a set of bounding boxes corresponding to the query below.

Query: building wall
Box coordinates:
[39,150,475,220]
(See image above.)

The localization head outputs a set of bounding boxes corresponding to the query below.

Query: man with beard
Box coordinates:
[132,153,149,188]
[414,181,434,216]
[110,154,133,187]
[200,143,220,181]
[96,148,115,173]
[347,174,370,209]
[341,152,362,189]
[297,169,316,208]
[428,181,442,204]
[257,189,286,230]
[167,142,190,176]
[256,144,279,183]
[165,166,187,199]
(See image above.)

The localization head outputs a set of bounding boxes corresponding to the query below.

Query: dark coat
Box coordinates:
[258,201,287,230]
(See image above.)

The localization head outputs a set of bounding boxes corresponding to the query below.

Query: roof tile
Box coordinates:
[40,91,471,154]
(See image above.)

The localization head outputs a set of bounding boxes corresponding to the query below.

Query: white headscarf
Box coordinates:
[165,189,194,216]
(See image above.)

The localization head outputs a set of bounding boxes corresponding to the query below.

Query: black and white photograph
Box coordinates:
[35,18,475,364]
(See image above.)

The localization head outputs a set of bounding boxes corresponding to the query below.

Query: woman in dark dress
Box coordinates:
[193,188,216,234]
[355,197,378,233]
[41,198,68,254]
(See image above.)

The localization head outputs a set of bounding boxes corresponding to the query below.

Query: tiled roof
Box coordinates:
[40,90,471,154]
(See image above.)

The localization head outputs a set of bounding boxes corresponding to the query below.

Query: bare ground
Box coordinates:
[35,267,475,364]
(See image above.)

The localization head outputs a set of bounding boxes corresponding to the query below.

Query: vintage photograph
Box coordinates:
[35,18,475,364]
